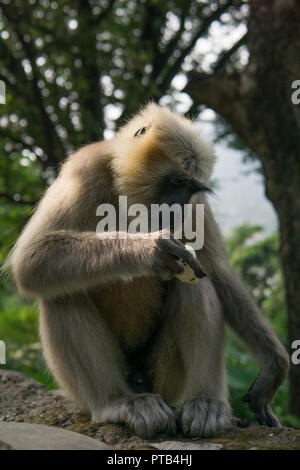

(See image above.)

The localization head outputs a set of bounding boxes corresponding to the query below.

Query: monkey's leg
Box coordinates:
[149,278,232,438]
[40,295,129,415]
[40,295,176,438]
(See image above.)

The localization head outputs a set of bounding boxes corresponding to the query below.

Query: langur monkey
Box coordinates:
[8,103,289,438]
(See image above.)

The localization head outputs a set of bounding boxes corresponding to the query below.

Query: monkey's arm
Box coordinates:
[212,268,289,426]
[10,229,162,299]
[11,224,204,300]
[195,197,289,426]
[11,229,203,299]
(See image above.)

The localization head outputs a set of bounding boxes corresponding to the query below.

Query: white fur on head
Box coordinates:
[110,102,216,184]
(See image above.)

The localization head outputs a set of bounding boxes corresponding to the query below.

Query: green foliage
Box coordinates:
[0,295,38,344]
[226,224,287,339]
[0,150,44,262]
[0,291,57,389]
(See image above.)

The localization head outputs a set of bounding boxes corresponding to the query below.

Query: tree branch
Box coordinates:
[213,32,248,73]
[97,0,117,23]
[0,3,67,165]
[184,70,251,145]
[160,0,235,92]
[0,129,50,168]
[75,1,105,139]
[0,192,36,206]
[151,2,192,81]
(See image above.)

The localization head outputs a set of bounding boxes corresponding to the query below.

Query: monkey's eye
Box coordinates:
[134,127,147,138]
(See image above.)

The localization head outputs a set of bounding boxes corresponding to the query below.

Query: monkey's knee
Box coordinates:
[94,393,177,438]
[181,396,232,438]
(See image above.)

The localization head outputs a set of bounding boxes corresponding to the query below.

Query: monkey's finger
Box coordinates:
[233,417,250,428]
[169,237,186,249]
[263,406,281,427]
[160,239,206,278]
[167,242,206,278]
[245,393,281,428]
[179,253,206,279]
[166,259,185,275]
[189,259,207,279]
[254,407,275,427]
[247,400,269,426]
[242,393,250,403]
[265,414,280,427]
[256,412,267,426]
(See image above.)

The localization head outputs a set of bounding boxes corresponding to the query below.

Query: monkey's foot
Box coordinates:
[242,392,281,427]
[181,396,232,438]
[95,393,177,439]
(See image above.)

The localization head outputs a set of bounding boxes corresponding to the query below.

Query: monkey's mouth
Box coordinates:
[157,174,212,205]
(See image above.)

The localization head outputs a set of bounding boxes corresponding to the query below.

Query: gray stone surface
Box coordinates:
[150,441,223,450]
[0,422,112,450]
[0,439,12,450]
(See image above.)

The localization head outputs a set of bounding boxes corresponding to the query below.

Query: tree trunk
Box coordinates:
[186,0,300,415]
[242,0,300,416]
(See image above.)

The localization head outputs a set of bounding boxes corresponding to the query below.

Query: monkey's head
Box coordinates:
[110,102,215,207]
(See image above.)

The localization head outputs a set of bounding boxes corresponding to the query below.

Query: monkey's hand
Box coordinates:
[242,372,283,427]
[153,236,206,281]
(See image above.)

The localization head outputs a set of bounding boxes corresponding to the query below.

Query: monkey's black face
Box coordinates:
[157,172,211,207]
[153,172,211,231]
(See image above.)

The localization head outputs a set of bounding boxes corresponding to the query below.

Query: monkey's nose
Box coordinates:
[191,179,212,194]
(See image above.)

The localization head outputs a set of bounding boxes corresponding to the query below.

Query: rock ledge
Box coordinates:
[1,369,299,450]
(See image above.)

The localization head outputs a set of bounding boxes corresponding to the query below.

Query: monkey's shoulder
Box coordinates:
[48,140,117,212]
[61,140,114,179]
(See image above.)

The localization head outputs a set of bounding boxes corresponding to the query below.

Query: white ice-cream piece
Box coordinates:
[175,244,199,284]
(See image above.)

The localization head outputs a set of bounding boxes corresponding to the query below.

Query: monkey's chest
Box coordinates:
[92,277,165,351]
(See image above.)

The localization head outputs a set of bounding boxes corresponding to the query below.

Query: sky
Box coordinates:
[209,140,277,235]
[193,117,277,236]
